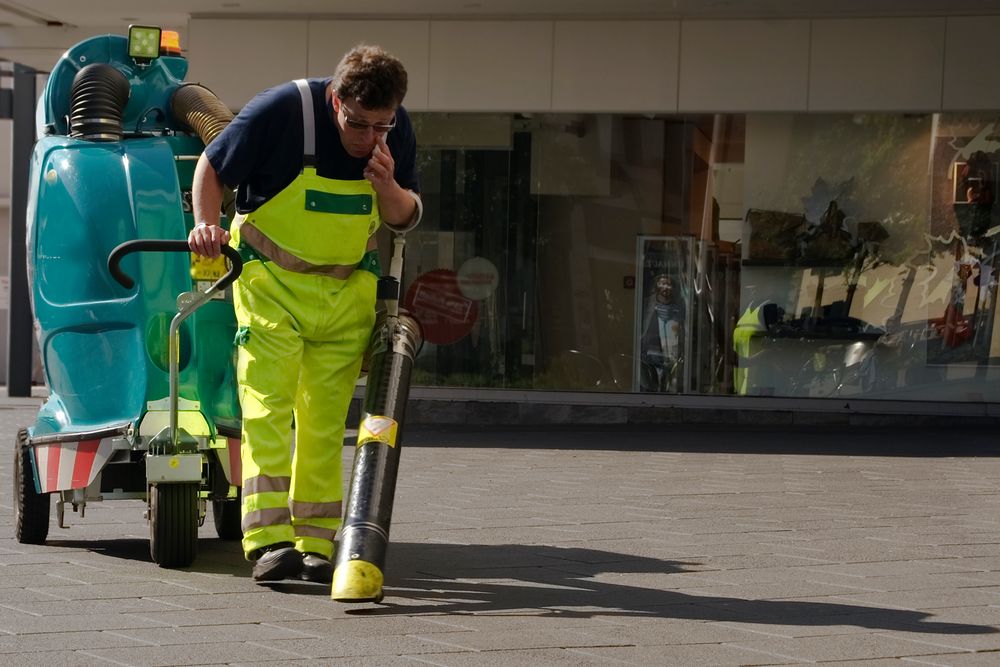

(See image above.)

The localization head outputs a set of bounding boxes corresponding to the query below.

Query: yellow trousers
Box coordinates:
[234,259,375,559]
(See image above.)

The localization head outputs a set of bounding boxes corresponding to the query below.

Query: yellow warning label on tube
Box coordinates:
[357,416,398,448]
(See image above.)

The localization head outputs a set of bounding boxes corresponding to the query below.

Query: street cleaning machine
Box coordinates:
[14,27,246,567]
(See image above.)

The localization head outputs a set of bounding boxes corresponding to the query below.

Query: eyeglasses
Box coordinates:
[339,99,396,134]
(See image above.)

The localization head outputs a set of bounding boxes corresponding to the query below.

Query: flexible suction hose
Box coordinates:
[171,84,237,220]
[69,64,130,141]
[171,84,234,145]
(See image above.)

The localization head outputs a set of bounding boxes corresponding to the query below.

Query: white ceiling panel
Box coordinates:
[13,0,1000,30]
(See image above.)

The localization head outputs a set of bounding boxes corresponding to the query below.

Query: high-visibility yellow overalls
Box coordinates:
[231,80,380,560]
[732,303,769,395]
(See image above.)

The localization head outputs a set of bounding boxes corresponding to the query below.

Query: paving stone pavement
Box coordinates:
[2,397,1000,666]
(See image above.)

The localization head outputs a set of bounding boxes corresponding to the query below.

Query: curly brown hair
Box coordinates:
[332,44,408,110]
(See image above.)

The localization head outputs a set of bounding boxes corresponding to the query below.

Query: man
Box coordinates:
[188,45,421,584]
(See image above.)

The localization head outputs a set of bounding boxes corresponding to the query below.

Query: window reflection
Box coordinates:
[399,111,999,402]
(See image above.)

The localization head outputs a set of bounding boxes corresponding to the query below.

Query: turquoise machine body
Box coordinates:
[27,34,240,440]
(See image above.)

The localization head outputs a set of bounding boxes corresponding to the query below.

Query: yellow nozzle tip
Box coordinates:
[331,559,384,602]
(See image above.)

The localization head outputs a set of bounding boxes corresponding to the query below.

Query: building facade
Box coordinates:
[5,7,1000,417]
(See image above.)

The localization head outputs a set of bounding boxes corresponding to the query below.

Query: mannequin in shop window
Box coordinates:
[957,150,995,240]
[639,273,685,392]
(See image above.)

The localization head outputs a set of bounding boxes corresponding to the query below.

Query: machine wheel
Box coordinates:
[212,487,242,541]
[149,482,198,567]
[14,428,50,544]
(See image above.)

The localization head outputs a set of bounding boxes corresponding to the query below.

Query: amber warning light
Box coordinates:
[160,30,182,57]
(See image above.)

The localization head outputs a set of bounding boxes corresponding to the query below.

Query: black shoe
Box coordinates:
[301,552,333,584]
[251,543,301,582]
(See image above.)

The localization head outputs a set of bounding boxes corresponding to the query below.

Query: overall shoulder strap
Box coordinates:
[293,79,316,169]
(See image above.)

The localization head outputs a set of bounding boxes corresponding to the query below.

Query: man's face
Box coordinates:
[332,95,397,158]
[656,276,673,299]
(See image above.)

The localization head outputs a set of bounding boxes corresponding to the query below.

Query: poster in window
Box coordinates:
[953,156,997,206]
[633,236,694,393]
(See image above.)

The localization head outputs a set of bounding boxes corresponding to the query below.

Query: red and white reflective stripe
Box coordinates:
[71,440,100,488]
[33,439,113,493]
[34,443,59,492]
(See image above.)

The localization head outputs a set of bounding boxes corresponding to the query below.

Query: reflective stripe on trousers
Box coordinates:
[241,478,343,546]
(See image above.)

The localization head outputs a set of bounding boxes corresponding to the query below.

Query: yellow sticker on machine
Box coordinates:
[357,416,398,448]
[190,252,227,281]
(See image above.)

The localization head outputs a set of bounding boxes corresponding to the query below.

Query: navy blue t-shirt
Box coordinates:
[205,77,419,214]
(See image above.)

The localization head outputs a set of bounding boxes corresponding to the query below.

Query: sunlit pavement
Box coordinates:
[2,396,1000,666]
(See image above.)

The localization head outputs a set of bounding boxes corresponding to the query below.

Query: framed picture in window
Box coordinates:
[953,157,997,205]
[633,236,695,393]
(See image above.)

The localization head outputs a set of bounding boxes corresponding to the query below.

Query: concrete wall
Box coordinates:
[2,71,49,387]
[187,16,1000,113]
[1,118,10,382]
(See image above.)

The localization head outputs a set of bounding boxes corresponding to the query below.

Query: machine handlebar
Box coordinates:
[108,239,242,291]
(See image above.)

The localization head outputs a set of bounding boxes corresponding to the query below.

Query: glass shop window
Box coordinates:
[399,110,1000,402]
[734,113,1000,402]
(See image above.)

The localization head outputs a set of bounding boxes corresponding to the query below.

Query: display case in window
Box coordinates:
[634,236,694,393]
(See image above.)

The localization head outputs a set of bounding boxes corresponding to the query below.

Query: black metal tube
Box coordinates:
[341,352,412,558]
[332,313,421,602]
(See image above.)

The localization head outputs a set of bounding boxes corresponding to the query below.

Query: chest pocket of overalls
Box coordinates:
[301,186,379,263]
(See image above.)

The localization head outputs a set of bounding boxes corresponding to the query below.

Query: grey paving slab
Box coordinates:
[79,641,304,666]
[0,650,123,667]
[260,634,486,660]
[903,654,1000,666]
[111,622,316,645]
[575,643,803,665]
[1,598,189,616]
[815,660,966,667]
[3,399,1000,665]
[0,608,169,634]
[831,587,1000,610]
[269,616,483,639]
[403,647,648,666]
[0,629,149,654]
[730,633,974,662]
[232,658,438,667]
[126,606,323,627]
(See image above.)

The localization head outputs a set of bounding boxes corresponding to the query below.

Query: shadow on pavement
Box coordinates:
[44,537,154,563]
[337,541,1000,635]
[43,537,248,576]
[36,537,1000,635]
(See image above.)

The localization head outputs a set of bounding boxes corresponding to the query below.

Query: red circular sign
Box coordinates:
[404,269,478,345]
